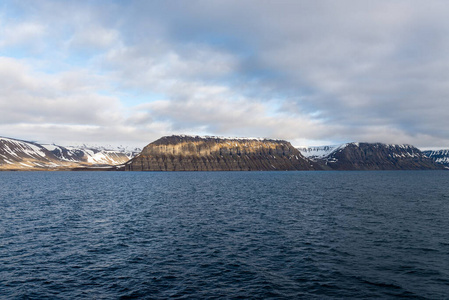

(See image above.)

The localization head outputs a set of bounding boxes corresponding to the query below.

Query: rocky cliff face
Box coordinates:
[423,149,449,167]
[304,143,443,170]
[126,135,317,171]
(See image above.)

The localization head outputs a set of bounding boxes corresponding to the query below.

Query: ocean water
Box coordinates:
[0,171,448,299]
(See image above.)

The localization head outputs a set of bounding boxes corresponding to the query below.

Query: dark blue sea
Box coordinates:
[1,171,448,299]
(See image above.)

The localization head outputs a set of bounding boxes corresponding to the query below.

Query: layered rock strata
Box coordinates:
[126,135,317,171]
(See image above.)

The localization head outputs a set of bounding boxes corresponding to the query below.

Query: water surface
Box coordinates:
[0,171,448,299]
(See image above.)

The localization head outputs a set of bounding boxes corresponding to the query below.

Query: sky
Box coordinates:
[1,0,449,149]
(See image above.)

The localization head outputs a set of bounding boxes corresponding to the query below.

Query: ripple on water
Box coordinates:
[0,171,449,299]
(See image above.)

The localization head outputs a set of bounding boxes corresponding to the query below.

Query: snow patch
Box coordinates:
[298,145,342,160]
[177,134,282,142]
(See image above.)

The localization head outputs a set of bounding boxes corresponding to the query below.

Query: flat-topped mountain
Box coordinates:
[0,136,136,170]
[126,135,317,171]
[2,134,447,171]
[299,143,444,170]
[423,149,449,167]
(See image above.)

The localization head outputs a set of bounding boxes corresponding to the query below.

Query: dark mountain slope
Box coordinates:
[310,143,443,170]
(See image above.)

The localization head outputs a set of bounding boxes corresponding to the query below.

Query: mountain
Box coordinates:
[0,136,136,170]
[298,145,340,161]
[422,149,449,167]
[41,144,136,166]
[299,142,444,170]
[2,135,446,171]
[55,144,142,160]
[0,137,71,170]
[125,135,318,171]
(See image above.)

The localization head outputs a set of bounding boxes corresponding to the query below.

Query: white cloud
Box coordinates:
[2,0,449,148]
[66,26,121,51]
[0,57,119,123]
[0,21,46,49]
[0,57,138,144]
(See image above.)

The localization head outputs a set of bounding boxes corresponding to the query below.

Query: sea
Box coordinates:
[0,171,448,299]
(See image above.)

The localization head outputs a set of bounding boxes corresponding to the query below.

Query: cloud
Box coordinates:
[0,57,119,124]
[1,0,449,148]
[0,57,138,145]
[138,92,330,142]
[107,0,449,147]
[0,21,46,49]
[67,26,121,51]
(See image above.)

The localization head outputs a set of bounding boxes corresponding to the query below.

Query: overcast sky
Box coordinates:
[1,0,449,148]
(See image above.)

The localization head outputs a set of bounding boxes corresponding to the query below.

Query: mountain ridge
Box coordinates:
[1,135,447,171]
[0,136,137,170]
[298,142,444,170]
[422,149,449,167]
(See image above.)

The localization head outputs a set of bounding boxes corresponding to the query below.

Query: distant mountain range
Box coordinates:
[422,150,449,167]
[125,135,445,171]
[1,135,448,171]
[0,136,140,170]
[298,143,443,170]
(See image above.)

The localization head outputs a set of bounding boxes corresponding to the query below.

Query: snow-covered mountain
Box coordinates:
[0,136,139,170]
[297,145,341,161]
[41,144,140,166]
[2,135,445,171]
[298,142,443,170]
[62,144,142,159]
[0,137,68,170]
[422,149,449,166]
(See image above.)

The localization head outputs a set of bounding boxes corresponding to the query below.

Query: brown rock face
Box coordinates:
[126,135,317,171]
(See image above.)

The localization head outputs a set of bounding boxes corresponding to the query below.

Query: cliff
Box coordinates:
[302,143,444,170]
[3,134,446,171]
[126,135,317,171]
